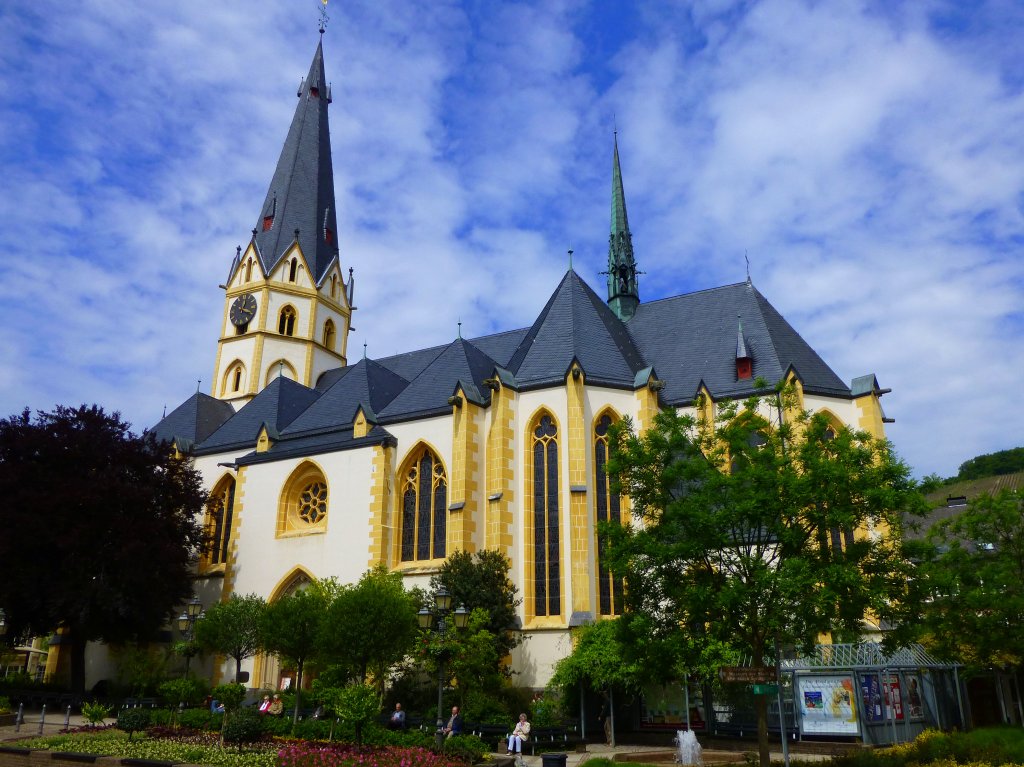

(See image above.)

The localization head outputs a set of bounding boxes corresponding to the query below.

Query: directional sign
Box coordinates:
[751,684,779,696]
[719,666,777,684]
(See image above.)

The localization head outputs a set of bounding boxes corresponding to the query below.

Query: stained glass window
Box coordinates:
[400,446,447,562]
[595,414,624,615]
[532,414,560,616]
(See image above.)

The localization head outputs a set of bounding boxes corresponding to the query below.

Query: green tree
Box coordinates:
[605,389,926,767]
[549,618,645,746]
[0,405,208,693]
[916,488,1024,671]
[433,549,522,659]
[195,594,266,683]
[314,682,378,745]
[261,585,329,726]
[957,447,1024,480]
[322,566,418,690]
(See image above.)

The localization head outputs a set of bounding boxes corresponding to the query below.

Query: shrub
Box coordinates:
[222,707,264,748]
[158,677,208,709]
[82,701,112,726]
[178,707,219,730]
[0,695,10,714]
[443,733,488,764]
[116,707,151,740]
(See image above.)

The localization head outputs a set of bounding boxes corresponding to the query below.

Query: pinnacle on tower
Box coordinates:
[606,134,640,321]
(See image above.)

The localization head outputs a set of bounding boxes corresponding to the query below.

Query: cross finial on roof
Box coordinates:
[568,247,573,272]
[163,404,167,418]
[363,342,367,360]
[745,250,751,282]
[318,0,329,34]
[196,380,201,392]
[458,319,462,339]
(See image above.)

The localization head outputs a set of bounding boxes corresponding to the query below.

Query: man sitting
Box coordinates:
[388,702,407,730]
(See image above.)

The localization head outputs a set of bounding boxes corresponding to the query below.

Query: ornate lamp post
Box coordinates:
[176,597,204,678]
[417,586,469,746]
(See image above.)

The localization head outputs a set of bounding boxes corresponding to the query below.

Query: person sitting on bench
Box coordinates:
[507,713,531,756]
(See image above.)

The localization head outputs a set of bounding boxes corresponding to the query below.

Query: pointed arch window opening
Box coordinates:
[400,448,447,563]
[323,319,336,350]
[245,259,254,282]
[262,216,274,232]
[228,364,244,394]
[532,414,560,617]
[206,478,235,567]
[594,414,624,615]
[279,306,297,336]
[288,258,298,283]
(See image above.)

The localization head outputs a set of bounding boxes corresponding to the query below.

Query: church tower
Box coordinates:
[606,134,640,321]
[212,37,353,407]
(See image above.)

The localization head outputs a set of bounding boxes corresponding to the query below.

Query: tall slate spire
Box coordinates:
[606,134,639,321]
[251,39,339,283]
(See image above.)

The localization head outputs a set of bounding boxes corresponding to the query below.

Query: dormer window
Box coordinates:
[736,357,752,380]
[324,227,333,244]
[310,86,319,99]
[262,215,274,231]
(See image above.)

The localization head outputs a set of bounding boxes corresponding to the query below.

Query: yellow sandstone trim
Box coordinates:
[485,383,515,555]
[220,466,246,601]
[566,367,591,616]
[635,384,659,434]
[449,391,480,553]
[368,443,394,567]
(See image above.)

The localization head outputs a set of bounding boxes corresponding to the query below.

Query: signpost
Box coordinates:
[719,666,778,684]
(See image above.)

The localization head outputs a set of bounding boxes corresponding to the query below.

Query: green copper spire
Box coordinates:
[607,133,639,321]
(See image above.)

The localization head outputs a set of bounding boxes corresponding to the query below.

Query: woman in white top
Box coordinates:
[507,713,531,755]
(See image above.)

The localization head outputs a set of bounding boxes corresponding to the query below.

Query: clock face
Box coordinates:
[230,293,258,327]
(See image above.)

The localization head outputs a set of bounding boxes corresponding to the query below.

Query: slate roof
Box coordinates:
[379,337,499,420]
[628,280,850,404]
[286,358,410,434]
[248,39,339,285]
[160,272,857,463]
[194,376,320,455]
[506,270,646,389]
[150,392,235,450]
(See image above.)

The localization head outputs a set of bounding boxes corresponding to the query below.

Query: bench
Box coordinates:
[471,723,511,751]
[525,726,571,755]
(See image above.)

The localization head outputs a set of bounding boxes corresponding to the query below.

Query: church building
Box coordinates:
[151,38,893,689]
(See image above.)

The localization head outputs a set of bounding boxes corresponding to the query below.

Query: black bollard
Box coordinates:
[38,704,46,736]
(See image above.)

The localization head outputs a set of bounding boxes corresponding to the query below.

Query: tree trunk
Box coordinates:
[235,656,243,683]
[756,690,769,767]
[293,660,304,727]
[69,631,87,694]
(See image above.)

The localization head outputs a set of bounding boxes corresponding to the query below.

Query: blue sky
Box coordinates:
[1,0,1022,479]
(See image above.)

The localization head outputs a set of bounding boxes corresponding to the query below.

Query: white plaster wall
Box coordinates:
[804,393,860,427]
[512,628,575,688]
[229,448,376,599]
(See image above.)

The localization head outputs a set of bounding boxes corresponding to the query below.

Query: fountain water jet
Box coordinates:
[675,729,703,766]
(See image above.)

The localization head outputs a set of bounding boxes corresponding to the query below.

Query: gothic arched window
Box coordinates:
[594,413,624,615]
[400,446,447,562]
[323,319,336,350]
[204,476,235,567]
[531,413,560,617]
[277,462,329,535]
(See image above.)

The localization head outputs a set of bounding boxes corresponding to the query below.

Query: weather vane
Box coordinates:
[318,0,329,34]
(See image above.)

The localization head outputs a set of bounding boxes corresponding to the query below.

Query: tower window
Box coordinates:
[310,86,319,99]
[323,319,336,350]
[324,227,333,244]
[330,274,338,298]
[278,306,297,336]
[400,446,447,562]
[288,258,298,282]
[245,259,253,282]
[262,216,273,232]
[223,362,246,396]
[531,412,560,617]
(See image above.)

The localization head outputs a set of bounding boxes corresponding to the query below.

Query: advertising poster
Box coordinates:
[798,675,859,735]
[884,675,904,721]
[860,674,885,723]
[905,674,924,719]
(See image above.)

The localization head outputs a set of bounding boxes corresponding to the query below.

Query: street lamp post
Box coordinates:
[176,597,204,678]
[417,586,469,748]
